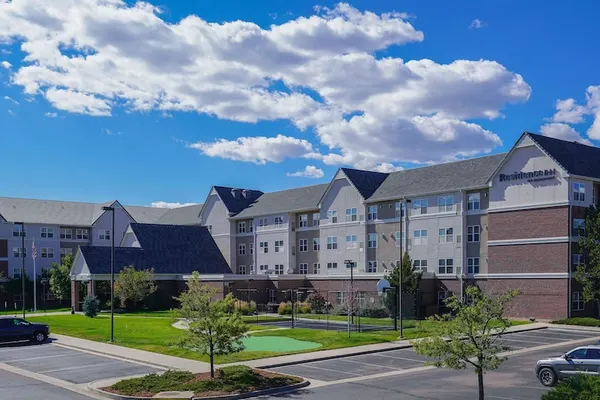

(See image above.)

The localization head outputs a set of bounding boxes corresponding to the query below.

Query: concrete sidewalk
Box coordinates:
[51,333,211,373]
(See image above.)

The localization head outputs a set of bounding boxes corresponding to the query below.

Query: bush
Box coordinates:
[306,292,327,314]
[110,370,195,396]
[218,365,253,380]
[360,305,389,318]
[234,300,257,315]
[83,295,100,318]
[542,374,600,400]
[299,302,311,314]
[278,302,292,315]
[552,317,600,327]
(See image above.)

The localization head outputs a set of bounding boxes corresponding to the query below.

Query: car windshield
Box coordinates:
[567,349,587,359]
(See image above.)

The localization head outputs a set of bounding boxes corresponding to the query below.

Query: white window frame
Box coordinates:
[367,205,378,221]
[438,195,454,212]
[345,234,357,249]
[274,240,284,253]
[327,236,338,250]
[41,248,54,259]
[312,213,320,227]
[574,182,586,202]
[345,207,358,222]
[76,229,89,240]
[260,264,269,273]
[327,209,338,223]
[249,242,254,255]
[259,218,268,228]
[467,225,480,243]
[13,247,26,258]
[313,238,320,251]
[468,193,481,211]
[41,227,54,238]
[238,265,247,275]
[60,248,73,258]
[573,253,583,265]
[327,262,338,269]
[395,201,403,218]
[413,229,428,245]
[438,259,454,274]
[299,239,308,252]
[238,222,246,234]
[312,263,320,274]
[368,232,378,248]
[413,199,428,214]
[572,292,585,311]
[467,257,480,274]
[413,260,428,272]
[239,243,246,256]
[367,260,377,273]
[98,229,111,240]
[13,225,25,237]
[573,219,586,236]
[260,241,269,253]
[299,214,308,228]
[299,263,308,275]
[60,228,72,239]
[438,228,454,243]
[274,216,284,227]
[275,264,284,275]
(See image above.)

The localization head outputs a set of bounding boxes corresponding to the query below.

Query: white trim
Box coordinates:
[255,226,287,234]
[466,209,488,216]
[409,211,457,220]
[488,236,569,246]
[474,273,569,279]
[488,201,569,213]
[366,186,489,204]
[235,232,253,237]
[296,226,319,232]
[320,220,362,228]
[211,233,230,238]
[366,217,401,225]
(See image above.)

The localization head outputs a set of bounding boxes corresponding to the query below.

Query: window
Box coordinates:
[313,213,320,226]
[13,268,21,278]
[395,201,403,218]
[327,262,338,269]
[299,214,308,228]
[98,229,111,240]
[299,239,308,252]
[574,182,586,202]
[467,226,480,242]
[269,289,277,303]
[313,238,320,251]
[274,216,284,227]
[413,199,428,214]
[566,348,588,360]
[395,231,401,244]
[299,263,308,274]
[249,242,254,255]
[438,228,454,243]
[259,264,269,273]
[413,229,428,245]
[13,247,26,258]
[573,219,586,236]
[438,196,454,212]
[438,259,454,274]
[259,218,268,228]
[368,232,378,248]
[573,254,583,265]
[467,257,480,274]
[572,292,585,311]
[468,193,481,211]
[367,261,377,273]
[239,243,246,255]
[41,248,54,259]
[260,241,269,253]
[12,225,25,237]
[336,292,347,305]
[76,229,89,240]
[60,248,73,258]
[60,228,72,239]
[249,223,253,233]
[346,207,358,222]
[238,265,247,275]
[327,210,338,223]
[345,261,356,269]
[238,222,246,234]
[275,264,284,275]
[275,240,284,253]
[345,234,357,249]
[437,291,449,306]
[327,236,338,250]
[367,205,378,220]
[313,263,320,274]
[41,227,54,238]
[413,260,428,272]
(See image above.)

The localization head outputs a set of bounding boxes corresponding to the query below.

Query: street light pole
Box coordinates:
[16,222,26,319]
[345,260,354,325]
[398,199,410,339]
[102,206,115,343]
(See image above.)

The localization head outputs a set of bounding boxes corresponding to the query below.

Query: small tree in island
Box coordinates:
[574,206,600,317]
[114,266,157,310]
[49,254,73,306]
[411,286,519,400]
[176,272,248,378]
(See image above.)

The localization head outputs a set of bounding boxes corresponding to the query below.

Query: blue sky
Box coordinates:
[1,0,599,208]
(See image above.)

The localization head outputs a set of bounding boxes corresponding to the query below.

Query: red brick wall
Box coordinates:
[488,244,569,273]
[489,206,569,240]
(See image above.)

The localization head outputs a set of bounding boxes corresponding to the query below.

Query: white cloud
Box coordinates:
[469,19,486,29]
[150,201,198,209]
[551,98,587,124]
[371,163,404,173]
[0,49,11,55]
[7,109,15,115]
[286,165,325,178]
[0,1,531,166]
[189,134,315,164]
[3,95,19,105]
[102,128,121,135]
[0,60,11,69]
[540,123,592,145]
[44,111,57,118]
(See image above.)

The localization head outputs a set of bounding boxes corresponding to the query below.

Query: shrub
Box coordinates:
[218,365,253,379]
[249,301,257,314]
[360,305,389,318]
[542,374,600,400]
[299,302,311,314]
[306,292,327,314]
[234,300,257,315]
[552,317,600,327]
[110,370,195,396]
[83,295,100,318]
[278,301,292,315]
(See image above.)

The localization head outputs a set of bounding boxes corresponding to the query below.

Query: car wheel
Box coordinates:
[32,332,47,344]
[538,367,557,387]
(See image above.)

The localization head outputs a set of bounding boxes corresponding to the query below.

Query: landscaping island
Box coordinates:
[100,366,304,399]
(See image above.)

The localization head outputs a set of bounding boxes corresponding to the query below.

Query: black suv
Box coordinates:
[0,317,49,344]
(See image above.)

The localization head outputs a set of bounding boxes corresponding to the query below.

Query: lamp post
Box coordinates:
[102,206,115,343]
[41,278,48,314]
[398,199,411,339]
[344,260,354,326]
[15,222,26,319]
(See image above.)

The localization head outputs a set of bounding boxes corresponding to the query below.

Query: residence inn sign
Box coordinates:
[499,168,557,183]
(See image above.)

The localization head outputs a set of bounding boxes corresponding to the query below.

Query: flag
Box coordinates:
[32,239,37,259]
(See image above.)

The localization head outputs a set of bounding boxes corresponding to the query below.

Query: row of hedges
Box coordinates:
[233,301,257,315]
[551,317,600,327]
[278,302,311,315]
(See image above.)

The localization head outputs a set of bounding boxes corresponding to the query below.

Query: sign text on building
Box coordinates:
[499,168,557,183]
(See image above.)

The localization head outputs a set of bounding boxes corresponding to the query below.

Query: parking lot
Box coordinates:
[0,342,162,385]
[269,328,600,383]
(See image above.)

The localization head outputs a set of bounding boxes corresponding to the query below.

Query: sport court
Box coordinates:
[255,317,393,332]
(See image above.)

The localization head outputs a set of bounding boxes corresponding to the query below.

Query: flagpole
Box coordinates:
[32,239,37,312]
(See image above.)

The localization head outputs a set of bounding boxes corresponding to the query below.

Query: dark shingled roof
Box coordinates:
[154,203,203,225]
[341,168,389,199]
[232,184,329,219]
[527,132,600,179]
[213,186,263,215]
[369,153,506,201]
[80,223,231,275]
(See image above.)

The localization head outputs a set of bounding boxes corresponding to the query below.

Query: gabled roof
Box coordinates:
[369,154,506,202]
[153,203,203,225]
[232,184,328,219]
[213,186,263,215]
[79,223,231,275]
[527,132,600,179]
[340,168,389,199]
[124,205,173,224]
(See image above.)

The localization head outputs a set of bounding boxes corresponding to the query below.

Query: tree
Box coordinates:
[410,286,519,400]
[386,252,422,294]
[114,266,157,310]
[176,272,248,378]
[306,292,327,314]
[49,254,73,305]
[83,295,100,318]
[574,206,600,317]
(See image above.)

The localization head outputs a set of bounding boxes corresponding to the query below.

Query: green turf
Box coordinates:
[1,307,71,316]
[242,336,321,352]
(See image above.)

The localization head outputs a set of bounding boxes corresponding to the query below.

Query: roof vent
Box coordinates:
[231,188,241,199]
[242,189,250,199]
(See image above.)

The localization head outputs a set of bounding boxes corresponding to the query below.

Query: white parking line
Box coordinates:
[508,332,590,342]
[547,329,600,337]
[39,360,123,374]
[333,358,398,370]
[293,363,362,377]
[9,353,77,362]
[371,353,429,363]
[498,337,551,345]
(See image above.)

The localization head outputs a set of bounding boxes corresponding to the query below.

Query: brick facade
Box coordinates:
[488,206,569,240]
[488,243,569,273]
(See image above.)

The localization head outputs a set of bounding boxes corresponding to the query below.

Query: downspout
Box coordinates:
[460,190,466,303]
[568,195,572,319]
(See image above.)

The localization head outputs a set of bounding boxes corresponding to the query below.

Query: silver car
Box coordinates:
[536,346,600,387]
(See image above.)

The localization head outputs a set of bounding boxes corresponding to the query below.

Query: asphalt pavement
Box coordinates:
[0,368,96,400]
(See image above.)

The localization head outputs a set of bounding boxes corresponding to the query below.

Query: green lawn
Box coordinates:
[0,307,71,316]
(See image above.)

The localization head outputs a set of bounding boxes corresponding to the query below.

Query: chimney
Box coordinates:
[231,188,241,199]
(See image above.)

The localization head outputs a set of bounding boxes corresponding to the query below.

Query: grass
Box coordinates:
[0,307,71,316]
[552,317,600,327]
[106,366,300,398]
